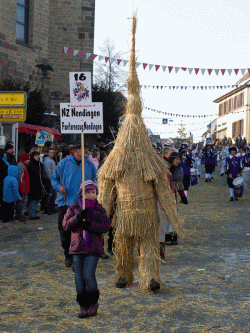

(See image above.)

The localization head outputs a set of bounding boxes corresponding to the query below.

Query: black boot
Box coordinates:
[149,279,160,292]
[116,276,127,288]
[165,233,172,243]
[77,292,88,318]
[86,290,99,317]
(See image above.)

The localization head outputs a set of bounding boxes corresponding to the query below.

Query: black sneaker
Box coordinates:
[149,279,160,292]
[234,197,238,201]
[29,216,40,220]
[116,276,127,288]
[229,197,234,201]
[208,178,211,182]
[205,179,208,182]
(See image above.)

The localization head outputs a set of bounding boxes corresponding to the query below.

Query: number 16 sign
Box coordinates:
[69,72,92,103]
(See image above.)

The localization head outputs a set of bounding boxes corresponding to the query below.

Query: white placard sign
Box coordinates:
[60,103,103,134]
[69,72,92,103]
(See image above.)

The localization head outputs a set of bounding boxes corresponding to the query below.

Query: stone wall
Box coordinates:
[0,0,95,98]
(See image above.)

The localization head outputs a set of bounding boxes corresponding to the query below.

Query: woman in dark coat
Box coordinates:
[27,151,44,219]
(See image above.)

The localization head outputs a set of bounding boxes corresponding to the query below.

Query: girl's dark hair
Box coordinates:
[167,152,181,166]
[30,151,40,158]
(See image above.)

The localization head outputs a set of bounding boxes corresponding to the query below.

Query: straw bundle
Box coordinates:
[98,14,185,290]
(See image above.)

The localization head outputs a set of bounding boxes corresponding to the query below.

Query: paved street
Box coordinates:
[1,166,250,333]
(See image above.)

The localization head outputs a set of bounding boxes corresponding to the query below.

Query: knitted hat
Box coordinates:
[78,180,98,195]
[20,153,30,163]
[5,143,13,152]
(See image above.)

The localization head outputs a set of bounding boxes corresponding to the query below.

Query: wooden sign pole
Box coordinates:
[81,133,85,238]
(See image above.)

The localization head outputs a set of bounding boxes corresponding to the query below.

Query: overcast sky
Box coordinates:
[94,0,250,141]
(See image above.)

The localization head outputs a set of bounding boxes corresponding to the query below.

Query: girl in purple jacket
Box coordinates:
[63,181,110,318]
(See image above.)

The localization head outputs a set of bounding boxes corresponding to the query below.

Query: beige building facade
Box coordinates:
[213,74,250,144]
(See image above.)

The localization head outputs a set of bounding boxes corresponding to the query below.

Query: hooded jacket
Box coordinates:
[62,199,110,255]
[3,165,21,203]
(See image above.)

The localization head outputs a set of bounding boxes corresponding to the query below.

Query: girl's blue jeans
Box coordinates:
[72,254,99,294]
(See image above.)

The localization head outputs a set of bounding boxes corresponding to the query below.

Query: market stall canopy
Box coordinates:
[18,123,62,140]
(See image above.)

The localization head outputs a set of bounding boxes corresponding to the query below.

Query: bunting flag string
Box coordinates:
[62,46,250,76]
[143,119,211,126]
[142,106,217,118]
[152,126,208,135]
[113,83,243,90]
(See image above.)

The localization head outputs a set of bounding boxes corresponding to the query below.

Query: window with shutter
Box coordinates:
[16,0,29,44]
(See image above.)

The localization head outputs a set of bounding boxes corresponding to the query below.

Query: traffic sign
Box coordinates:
[0,91,27,122]
[206,137,212,144]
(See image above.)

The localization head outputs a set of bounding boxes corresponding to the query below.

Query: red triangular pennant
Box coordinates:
[207,69,213,75]
[142,63,148,69]
[234,69,239,75]
[248,69,250,74]
[155,65,160,72]
[221,69,226,75]
[92,54,97,60]
[117,59,122,65]
[80,51,85,58]
[67,48,73,54]
[181,67,187,71]
[105,57,110,62]
[168,66,173,73]
[194,68,200,75]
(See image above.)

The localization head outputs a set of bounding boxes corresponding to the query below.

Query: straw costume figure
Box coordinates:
[97,15,185,291]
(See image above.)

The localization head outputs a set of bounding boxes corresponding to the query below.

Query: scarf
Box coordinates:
[77,197,97,246]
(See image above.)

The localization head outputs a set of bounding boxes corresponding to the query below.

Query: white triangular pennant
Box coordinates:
[110,58,116,64]
[224,86,227,89]
[185,86,187,90]
[227,69,232,75]
[241,68,246,75]
[74,50,79,56]
[201,68,206,75]
[149,64,154,70]
[136,62,141,68]
[123,60,128,66]
[162,66,167,72]
[188,68,193,74]
[64,47,68,54]
[175,67,180,73]
[214,69,219,76]
[86,53,92,59]
[144,85,147,88]
[98,55,104,61]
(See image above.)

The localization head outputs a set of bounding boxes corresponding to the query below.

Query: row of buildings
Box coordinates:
[202,73,250,145]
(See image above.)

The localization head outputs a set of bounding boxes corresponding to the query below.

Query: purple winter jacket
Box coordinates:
[62,200,110,256]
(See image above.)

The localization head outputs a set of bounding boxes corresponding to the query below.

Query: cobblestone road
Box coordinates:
[1,166,250,333]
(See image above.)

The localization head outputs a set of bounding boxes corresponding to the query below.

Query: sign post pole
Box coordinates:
[81,133,85,239]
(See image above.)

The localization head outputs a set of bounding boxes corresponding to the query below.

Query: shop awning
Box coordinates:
[18,123,62,140]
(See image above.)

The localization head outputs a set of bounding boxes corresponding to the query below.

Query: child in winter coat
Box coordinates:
[2,165,21,222]
[62,180,110,319]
